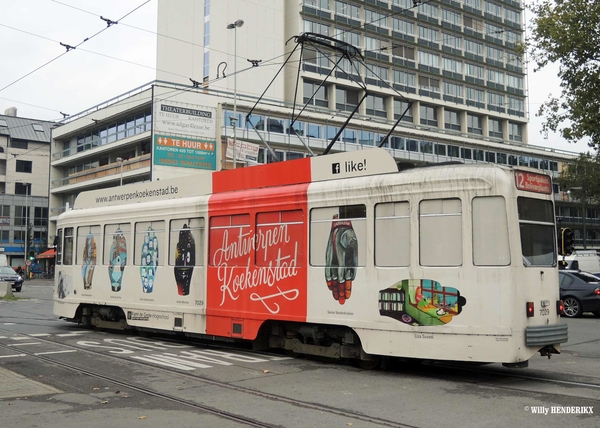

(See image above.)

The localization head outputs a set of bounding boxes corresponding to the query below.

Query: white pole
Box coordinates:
[233,26,237,170]
[24,185,28,275]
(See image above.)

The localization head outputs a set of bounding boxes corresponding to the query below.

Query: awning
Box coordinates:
[36,249,56,259]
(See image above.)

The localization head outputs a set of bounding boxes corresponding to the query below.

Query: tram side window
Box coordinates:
[472,197,510,266]
[420,199,462,266]
[56,228,63,265]
[375,202,410,267]
[255,210,304,267]
[103,223,131,266]
[518,198,555,266]
[63,227,74,266]
[309,204,366,267]
[209,214,251,266]
[134,221,165,267]
[76,225,101,265]
[169,218,204,267]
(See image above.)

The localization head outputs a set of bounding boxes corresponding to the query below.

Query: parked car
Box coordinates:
[0,266,24,292]
[559,270,600,318]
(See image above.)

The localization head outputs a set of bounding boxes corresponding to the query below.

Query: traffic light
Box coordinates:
[561,228,575,256]
[28,250,35,260]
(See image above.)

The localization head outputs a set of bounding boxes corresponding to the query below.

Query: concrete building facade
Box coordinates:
[48,0,598,250]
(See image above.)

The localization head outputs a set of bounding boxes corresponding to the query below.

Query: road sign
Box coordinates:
[26,260,32,266]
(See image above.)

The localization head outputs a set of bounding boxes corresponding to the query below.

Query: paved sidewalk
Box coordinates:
[0,367,61,399]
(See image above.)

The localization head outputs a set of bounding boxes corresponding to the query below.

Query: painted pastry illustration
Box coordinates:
[81,233,97,290]
[56,271,72,299]
[379,279,467,326]
[174,223,195,296]
[108,226,127,292]
[325,214,358,305]
[140,226,158,293]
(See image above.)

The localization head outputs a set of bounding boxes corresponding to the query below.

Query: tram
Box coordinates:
[53,148,567,367]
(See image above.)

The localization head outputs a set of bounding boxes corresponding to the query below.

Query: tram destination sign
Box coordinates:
[514,170,552,194]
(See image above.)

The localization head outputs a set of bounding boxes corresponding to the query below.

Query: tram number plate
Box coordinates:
[539,308,550,316]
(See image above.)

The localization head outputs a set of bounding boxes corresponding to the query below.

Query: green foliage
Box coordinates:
[527,0,600,148]
[557,152,600,204]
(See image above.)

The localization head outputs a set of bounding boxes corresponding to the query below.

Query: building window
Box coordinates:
[392,44,415,60]
[509,122,522,142]
[488,91,505,109]
[394,99,413,122]
[15,182,31,195]
[486,45,504,62]
[485,1,502,17]
[485,22,503,40]
[336,87,360,112]
[16,160,33,173]
[305,0,331,10]
[393,70,416,88]
[507,53,523,69]
[419,76,440,93]
[508,96,525,114]
[418,25,439,43]
[303,20,330,37]
[366,63,389,82]
[420,105,438,127]
[464,0,481,9]
[392,17,414,35]
[364,36,383,52]
[335,1,360,19]
[505,30,521,45]
[465,39,483,56]
[444,110,461,131]
[443,57,463,74]
[466,63,484,79]
[365,9,388,27]
[443,33,462,50]
[467,114,483,135]
[507,74,523,89]
[418,51,440,68]
[442,9,461,26]
[34,207,48,227]
[335,28,360,46]
[10,140,28,149]
[505,7,521,24]
[464,16,484,33]
[419,3,439,18]
[466,87,485,103]
[304,80,328,107]
[32,124,44,132]
[487,69,505,85]
[444,82,463,98]
[366,95,387,118]
[489,118,503,138]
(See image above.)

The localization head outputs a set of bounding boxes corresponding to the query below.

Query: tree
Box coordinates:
[557,152,600,204]
[527,0,600,149]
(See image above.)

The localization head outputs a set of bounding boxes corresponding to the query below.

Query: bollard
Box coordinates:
[0,282,12,297]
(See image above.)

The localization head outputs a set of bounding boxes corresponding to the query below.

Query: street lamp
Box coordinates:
[116,157,123,186]
[227,18,244,169]
[23,183,30,276]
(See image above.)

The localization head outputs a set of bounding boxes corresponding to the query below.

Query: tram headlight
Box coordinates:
[557,300,564,316]
[526,302,534,318]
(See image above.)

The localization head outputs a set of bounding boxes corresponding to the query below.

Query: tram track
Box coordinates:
[0,330,419,428]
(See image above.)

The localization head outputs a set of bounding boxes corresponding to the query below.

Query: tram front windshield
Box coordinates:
[518,197,556,267]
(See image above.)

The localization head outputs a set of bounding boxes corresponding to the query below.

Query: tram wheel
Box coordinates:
[359,357,381,370]
[562,297,582,318]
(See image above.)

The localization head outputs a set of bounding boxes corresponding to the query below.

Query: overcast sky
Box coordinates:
[0,0,592,155]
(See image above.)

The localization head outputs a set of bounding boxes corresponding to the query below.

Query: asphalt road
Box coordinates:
[1,280,599,428]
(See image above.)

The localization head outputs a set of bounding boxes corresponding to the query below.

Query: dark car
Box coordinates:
[0,266,24,292]
[559,270,600,318]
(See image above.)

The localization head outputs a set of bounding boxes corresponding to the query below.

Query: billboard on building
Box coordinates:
[226,138,259,164]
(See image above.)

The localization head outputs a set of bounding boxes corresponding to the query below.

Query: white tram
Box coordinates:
[53,148,567,367]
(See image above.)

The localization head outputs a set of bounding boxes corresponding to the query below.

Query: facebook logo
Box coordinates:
[332,163,341,174]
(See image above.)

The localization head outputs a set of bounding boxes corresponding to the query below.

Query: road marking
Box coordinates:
[0,354,26,358]
[56,332,89,337]
[34,350,77,356]
[2,323,16,326]
[29,333,52,337]
[8,342,41,346]
[11,336,34,341]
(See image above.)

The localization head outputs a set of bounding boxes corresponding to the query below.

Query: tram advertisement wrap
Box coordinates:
[206,187,309,338]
